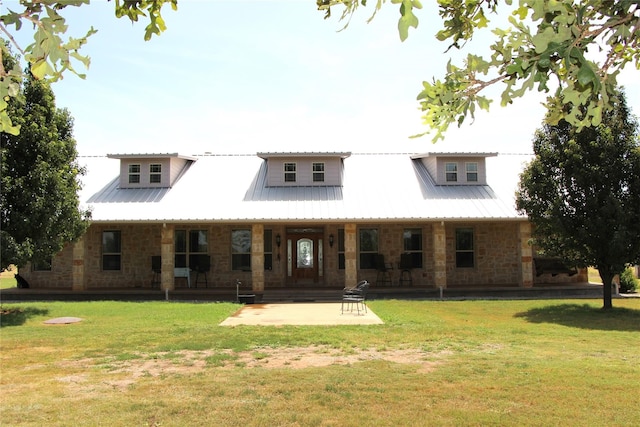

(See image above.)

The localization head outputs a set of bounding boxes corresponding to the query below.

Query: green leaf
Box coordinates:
[30,60,55,80]
[576,63,597,88]
[397,0,419,42]
[1,111,21,135]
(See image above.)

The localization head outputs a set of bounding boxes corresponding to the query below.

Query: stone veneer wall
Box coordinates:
[21,242,74,288]
[20,220,585,289]
[445,222,521,287]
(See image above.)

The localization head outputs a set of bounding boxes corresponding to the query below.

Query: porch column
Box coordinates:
[251,224,265,294]
[71,236,86,290]
[344,223,357,287]
[433,222,447,289]
[518,222,534,288]
[161,223,175,291]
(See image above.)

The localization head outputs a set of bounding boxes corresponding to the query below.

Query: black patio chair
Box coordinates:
[341,280,369,314]
[375,254,393,286]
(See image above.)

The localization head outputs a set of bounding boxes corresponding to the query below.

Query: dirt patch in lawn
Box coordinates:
[55,346,449,391]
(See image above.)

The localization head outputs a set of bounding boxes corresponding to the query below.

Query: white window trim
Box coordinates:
[445,162,458,182]
[284,162,297,182]
[128,164,141,184]
[312,162,325,182]
[465,162,478,182]
[149,163,162,184]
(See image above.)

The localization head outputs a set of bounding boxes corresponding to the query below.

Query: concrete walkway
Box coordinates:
[219,302,384,326]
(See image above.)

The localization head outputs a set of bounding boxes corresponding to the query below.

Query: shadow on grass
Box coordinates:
[0,307,50,327]
[514,303,640,332]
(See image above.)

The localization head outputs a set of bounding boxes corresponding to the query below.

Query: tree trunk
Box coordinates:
[599,269,614,310]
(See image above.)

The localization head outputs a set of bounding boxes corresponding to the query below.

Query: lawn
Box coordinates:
[1,299,639,426]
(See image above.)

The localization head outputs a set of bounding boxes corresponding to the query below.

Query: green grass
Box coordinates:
[1,299,639,426]
[0,275,17,289]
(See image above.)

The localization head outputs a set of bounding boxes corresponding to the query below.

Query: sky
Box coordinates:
[5,0,640,156]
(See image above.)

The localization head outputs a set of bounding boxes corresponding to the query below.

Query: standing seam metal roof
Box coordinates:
[80,152,531,222]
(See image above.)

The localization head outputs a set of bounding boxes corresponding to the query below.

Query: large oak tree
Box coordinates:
[2,1,639,140]
[516,88,640,309]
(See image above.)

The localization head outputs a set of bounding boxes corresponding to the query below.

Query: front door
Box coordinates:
[287,231,324,285]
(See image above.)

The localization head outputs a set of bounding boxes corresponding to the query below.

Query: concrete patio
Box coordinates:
[219,302,384,326]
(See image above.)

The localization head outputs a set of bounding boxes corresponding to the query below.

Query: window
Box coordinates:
[466,162,478,182]
[338,228,345,270]
[102,230,121,270]
[174,230,208,268]
[455,228,474,268]
[232,229,251,271]
[445,162,458,182]
[403,228,423,268]
[297,238,314,268]
[284,162,296,182]
[264,229,273,271]
[175,230,187,268]
[359,228,378,269]
[150,164,162,183]
[312,162,325,182]
[128,164,141,184]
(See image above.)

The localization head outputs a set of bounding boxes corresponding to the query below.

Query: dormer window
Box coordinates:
[257,152,350,186]
[312,162,325,182]
[466,162,478,182]
[109,153,197,189]
[411,152,497,186]
[128,164,141,184]
[150,164,162,183]
[284,163,297,182]
[445,163,458,182]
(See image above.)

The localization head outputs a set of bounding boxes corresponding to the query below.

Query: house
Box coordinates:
[18,151,587,296]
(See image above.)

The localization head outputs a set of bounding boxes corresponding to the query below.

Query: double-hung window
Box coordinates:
[128,164,141,184]
[232,229,252,271]
[403,228,423,268]
[284,163,297,182]
[445,162,458,182]
[150,164,162,183]
[358,228,378,269]
[312,162,325,182]
[455,228,474,268]
[466,162,478,182]
[102,230,122,270]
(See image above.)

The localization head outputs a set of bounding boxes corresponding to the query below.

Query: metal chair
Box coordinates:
[190,254,211,288]
[375,254,393,286]
[399,253,413,286]
[341,280,369,314]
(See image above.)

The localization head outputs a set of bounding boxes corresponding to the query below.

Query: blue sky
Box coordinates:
[7,0,640,156]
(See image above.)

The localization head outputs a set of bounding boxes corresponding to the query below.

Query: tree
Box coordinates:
[319,1,640,141]
[515,88,640,309]
[1,50,90,271]
[2,1,638,140]
[1,0,178,135]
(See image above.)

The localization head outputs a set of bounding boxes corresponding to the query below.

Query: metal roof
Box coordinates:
[79,152,532,223]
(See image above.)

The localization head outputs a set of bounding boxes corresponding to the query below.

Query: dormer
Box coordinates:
[411,152,497,185]
[257,152,351,187]
[108,153,197,189]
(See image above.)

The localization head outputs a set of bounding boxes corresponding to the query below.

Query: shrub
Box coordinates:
[619,268,638,293]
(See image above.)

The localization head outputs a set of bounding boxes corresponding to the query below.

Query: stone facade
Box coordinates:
[20,220,586,291]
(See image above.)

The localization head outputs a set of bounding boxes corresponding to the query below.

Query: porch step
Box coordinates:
[262,289,342,303]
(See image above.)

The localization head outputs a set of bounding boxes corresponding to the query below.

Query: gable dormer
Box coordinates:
[411,152,497,185]
[108,153,197,189]
[257,152,351,187]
